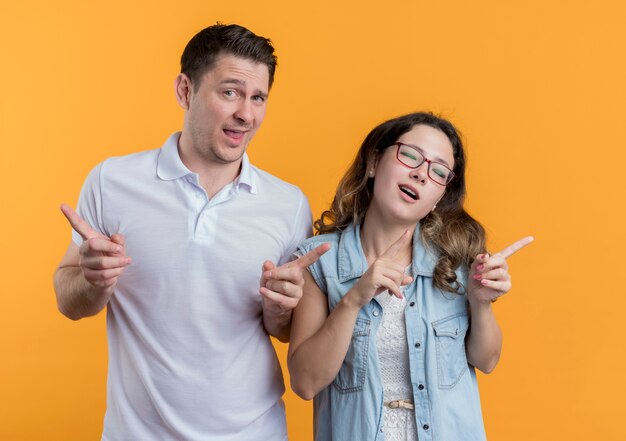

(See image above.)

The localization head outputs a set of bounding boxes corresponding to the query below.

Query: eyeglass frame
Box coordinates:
[392,142,456,186]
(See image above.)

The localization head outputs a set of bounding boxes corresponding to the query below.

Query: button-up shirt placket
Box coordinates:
[405,279,433,441]
[370,300,386,441]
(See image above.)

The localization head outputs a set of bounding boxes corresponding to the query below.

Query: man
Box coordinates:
[54,23,328,440]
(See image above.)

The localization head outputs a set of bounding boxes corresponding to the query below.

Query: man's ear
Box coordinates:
[174,73,192,110]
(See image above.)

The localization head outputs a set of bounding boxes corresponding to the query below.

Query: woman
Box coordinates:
[288,112,532,441]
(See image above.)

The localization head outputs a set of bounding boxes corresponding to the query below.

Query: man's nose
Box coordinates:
[234,99,253,125]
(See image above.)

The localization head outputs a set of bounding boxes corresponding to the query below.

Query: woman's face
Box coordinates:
[369,124,455,225]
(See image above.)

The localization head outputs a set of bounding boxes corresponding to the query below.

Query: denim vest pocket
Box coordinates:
[332,318,370,393]
[432,312,470,389]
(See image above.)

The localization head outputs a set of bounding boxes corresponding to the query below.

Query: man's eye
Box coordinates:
[252,95,265,102]
[224,90,236,97]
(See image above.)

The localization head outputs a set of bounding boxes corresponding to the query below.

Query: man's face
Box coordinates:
[184,54,270,165]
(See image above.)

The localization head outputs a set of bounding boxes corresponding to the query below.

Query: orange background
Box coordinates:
[2,1,625,440]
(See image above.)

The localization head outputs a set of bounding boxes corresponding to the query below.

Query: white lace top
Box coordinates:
[375,283,418,441]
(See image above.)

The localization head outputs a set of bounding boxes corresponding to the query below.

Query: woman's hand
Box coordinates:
[347,230,414,308]
[468,236,534,305]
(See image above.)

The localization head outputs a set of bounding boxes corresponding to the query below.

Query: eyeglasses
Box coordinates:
[394,142,455,186]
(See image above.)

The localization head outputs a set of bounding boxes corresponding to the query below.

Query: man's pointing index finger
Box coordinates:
[289,243,331,270]
[60,203,99,241]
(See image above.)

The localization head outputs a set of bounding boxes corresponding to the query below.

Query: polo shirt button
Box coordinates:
[423,424,429,430]
[418,384,424,390]
[380,427,384,433]
[415,342,421,348]
[373,310,379,317]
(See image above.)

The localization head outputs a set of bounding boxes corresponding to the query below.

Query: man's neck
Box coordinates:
[198,161,242,199]
[177,139,243,199]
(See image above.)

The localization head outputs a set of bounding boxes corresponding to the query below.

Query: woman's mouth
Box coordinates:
[399,185,419,200]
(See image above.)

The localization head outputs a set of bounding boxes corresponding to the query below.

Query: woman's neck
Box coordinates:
[360,209,416,266]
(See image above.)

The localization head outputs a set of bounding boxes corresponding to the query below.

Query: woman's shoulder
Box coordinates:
[298,231,342,252]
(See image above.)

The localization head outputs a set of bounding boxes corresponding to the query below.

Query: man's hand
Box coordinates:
[60,204,131,292]
[259,243,331,341]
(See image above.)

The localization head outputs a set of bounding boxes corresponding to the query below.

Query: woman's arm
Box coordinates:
[287,270,363,400]
[465,237,533,373]
[465,297,502,374]
[288,233,412,399]
[465,252,506,373]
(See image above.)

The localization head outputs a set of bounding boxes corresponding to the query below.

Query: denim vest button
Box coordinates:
[415,342,421,348]
[418,384,425,390]
[409,301,415,307]
[423,424,430,430]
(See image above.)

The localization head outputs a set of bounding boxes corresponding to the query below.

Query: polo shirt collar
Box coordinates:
[157,132,190,181]
[236,153,257,194]
[156,132,257,194]
[337,222,438,282]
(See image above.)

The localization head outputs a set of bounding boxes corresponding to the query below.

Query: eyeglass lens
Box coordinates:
[397,144,452,185]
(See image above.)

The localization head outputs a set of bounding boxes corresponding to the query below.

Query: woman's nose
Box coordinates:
[410,162,428,184]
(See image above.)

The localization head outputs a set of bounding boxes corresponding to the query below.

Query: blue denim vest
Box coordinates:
[297,224,487,441]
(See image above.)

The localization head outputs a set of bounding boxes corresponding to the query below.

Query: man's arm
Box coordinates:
[54,204,131,320]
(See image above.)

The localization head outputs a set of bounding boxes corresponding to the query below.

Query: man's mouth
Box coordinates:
[399,185,419,200]
[223,129,248,140]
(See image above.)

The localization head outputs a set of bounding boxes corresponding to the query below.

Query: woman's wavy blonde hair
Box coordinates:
[315,112,486,293]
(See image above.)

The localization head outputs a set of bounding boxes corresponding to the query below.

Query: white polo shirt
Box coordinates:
[73,133,312,441]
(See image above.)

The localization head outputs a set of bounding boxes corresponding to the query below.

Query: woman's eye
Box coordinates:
[400,151,418,161]
[433,167,447,178]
